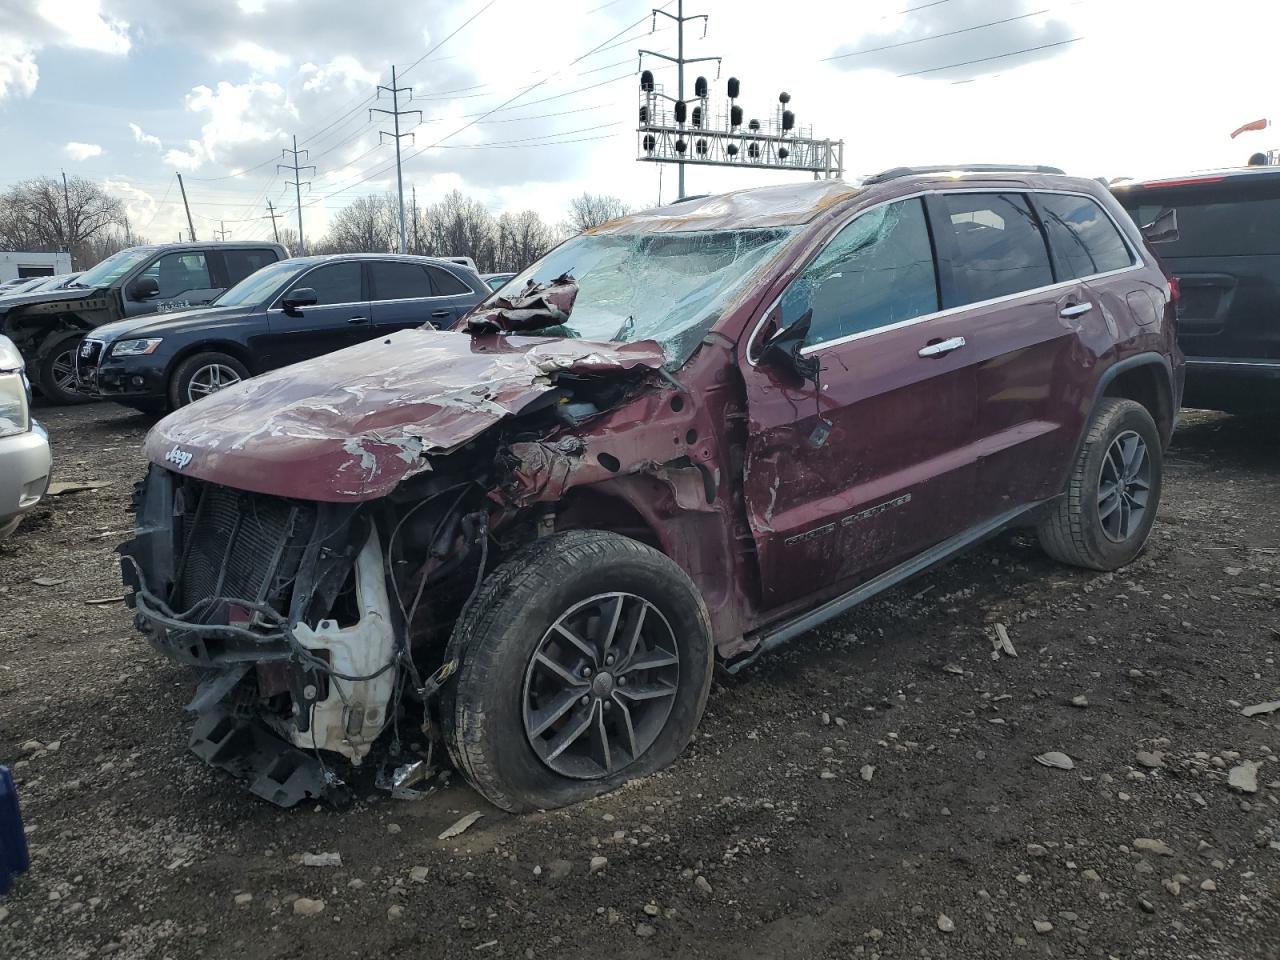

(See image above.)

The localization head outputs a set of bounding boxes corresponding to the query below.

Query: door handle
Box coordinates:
[918,336,966,358]
[430,309,452,319]
[1060,302,1093,319]
[347,316,368,324]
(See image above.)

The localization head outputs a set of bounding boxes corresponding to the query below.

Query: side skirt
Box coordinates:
[725,500,1048,674]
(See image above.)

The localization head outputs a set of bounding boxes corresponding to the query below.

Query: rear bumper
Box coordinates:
[0,422,51,536]
[1183,357,1280,413]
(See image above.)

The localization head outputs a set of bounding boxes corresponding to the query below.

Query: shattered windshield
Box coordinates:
[75,247,155,288]
[502,227,796,363]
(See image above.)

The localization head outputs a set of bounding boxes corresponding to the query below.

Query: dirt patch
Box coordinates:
[1,403,1278,960]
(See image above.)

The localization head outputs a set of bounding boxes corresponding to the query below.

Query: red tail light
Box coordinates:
[1167,275,1180,305]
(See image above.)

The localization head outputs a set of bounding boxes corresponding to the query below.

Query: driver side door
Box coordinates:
[741,196,980,610]
[122,251,221,318]
[261,260,372,369]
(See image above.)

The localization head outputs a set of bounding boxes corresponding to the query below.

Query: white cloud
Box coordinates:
[128,122,163,150]
[64,141,103,161]
[0,39,39,101]
[36,0,131,56]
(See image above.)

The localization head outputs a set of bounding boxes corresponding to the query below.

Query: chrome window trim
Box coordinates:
[1185,358,1280,369]
[746,186,1146,365]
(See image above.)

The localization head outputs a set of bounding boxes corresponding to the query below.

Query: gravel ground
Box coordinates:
[1,401,1277,960]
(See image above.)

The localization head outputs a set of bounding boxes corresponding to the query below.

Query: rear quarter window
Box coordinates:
[427,266,471,296]
[224,249,281,284]
[1032,193,1135,279]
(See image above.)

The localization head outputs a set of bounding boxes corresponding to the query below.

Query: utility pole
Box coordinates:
[60,170,74,265]
[176,173,197,242]
[371,66,422,254]
[641,1,719,199]
[265,200,281,244]
[411,184,419,254]
[213,221,230,241]
[278,135,315,253]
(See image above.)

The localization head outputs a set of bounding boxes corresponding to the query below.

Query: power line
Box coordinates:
[398,0,499,81]
[897,35,1083,76]
[278,136,316,250]
[823,7,1053,61]
[371,65,422,253]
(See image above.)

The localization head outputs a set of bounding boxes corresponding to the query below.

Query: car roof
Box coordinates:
[279,252,481,275]
[587,168,1101,236]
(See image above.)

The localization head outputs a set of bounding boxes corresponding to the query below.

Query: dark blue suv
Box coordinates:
[75,254,487,413]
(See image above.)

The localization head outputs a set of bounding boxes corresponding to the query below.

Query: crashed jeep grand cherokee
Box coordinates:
[121,173,1181,811]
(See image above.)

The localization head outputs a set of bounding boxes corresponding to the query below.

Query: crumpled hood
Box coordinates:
[143,326,666,502]
[0,285,103,312]
[92,305,247,344]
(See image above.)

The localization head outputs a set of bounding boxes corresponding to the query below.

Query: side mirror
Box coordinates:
[281,287,318,313]
[128,276,160,301]
[758,308,820,384]
[1140,208,1179,244]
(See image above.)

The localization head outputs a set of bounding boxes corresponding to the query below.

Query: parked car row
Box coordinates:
[120,167,1182,813]
[75,253,487,413]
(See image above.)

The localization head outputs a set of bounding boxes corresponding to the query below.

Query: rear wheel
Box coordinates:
[442,530,713,812]
[1038,398,1163,571]
[169,352,249,408]
[36,333,92,405]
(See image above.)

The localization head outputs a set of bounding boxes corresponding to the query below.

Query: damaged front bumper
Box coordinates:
[122,466,402,807]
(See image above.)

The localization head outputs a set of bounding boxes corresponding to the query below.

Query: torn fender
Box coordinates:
[141,327,667,502]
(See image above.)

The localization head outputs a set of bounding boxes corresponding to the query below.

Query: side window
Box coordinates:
[223,249,279,285]
[139,252,211,299]
[369,261,433,301]
[940,193,1054,306]
[782,197,938,348]
[289,262,362,305]
[1033,193,1134,279]
[426,265,471,296]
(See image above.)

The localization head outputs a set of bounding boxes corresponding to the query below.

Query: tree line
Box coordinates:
[0,173,631,275]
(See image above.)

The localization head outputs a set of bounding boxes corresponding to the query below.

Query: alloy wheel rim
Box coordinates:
[187,364,242,403]
[1097,429,1150,543]
[52,349,77,393]
[522,592,680,780]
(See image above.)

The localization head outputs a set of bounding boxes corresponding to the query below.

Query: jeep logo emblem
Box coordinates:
[164,445,194,470]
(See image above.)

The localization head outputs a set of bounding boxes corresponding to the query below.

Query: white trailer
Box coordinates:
[0,251,73,282]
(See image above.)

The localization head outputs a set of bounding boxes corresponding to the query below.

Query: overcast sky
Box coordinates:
[0,0,1277,246]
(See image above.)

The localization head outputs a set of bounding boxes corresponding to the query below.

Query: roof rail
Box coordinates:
[863,164,1066,185]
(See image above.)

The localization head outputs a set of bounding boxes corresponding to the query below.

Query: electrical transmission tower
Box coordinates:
[639,1,721,199]
[278,136,315,253]
[371,66,423,254]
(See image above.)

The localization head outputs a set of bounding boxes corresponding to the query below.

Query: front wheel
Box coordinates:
[36,333,92,405]
[442,530,713,812]
[168,352,249,409]
[1037,398,1164,571]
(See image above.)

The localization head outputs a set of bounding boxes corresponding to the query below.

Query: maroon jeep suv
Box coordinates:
[121,167,1182,811]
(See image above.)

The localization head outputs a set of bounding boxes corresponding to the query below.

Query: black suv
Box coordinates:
[0,241,287,404]
[76,254,487,413]
[1113,167,1280,413]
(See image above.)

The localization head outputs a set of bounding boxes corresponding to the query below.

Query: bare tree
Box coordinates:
[317,194,399,253]
[0,175,125,267]
[421,190,498,270]
[494,210,556,273]
[78,229,149,268]
[566,192,630,233]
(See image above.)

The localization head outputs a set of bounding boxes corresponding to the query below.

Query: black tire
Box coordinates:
[441,530,714,813]
[36,333,92,405]
[1038,398,1163,571]
[168,352,249,409]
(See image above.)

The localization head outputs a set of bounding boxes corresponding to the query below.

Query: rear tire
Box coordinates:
[36,333,92,405]
[168,352,249,409]
[441,530,713,813]
[1038,398,1163,571]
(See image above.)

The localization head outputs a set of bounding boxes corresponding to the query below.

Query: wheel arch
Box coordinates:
[165,339,259,383]
[1099,354,1176,447]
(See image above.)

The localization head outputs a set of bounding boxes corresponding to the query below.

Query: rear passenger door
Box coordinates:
[262,260,372,369]
[927,190,1103,515]
[368,260,440,334]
